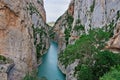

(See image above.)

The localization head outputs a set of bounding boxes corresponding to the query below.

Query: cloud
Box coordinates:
[44,0,70,22]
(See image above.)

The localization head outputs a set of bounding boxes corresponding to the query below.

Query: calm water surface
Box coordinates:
[38,42,65,80]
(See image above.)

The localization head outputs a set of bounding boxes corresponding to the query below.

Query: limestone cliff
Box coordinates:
[55,0,120,80]
[54,0,120,51]
[0,0,49,80]
[54,0,74,51]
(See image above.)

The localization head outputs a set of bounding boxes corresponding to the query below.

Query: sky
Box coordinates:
[44,0,70,22]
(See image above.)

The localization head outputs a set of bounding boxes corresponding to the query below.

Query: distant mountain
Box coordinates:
[47,22,55,27]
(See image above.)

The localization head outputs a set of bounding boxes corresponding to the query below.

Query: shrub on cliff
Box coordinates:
[59,28,110,67]
[75,50,120,80]
[92,51,120,80]
[59,28,120,80]
[75,64,93,80]
[100,65,120,80]
[0,55,6,61]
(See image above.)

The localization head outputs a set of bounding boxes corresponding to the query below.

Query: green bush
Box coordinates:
[92,51,120,80]
[32,25,47,61]
[90,0,95,12]
[59,28,110,68]
[100,65,120,80]
[117,10,120,20]
[48,27,55,39]
[0,55,6,61]
[27,3,40,15]
[59,28,120,80]
[64,13,73,45]
[67,13,74,25]
[75,64,93,80]
[104,21,114,37]
[64,28,71,45]
[74,24,85,31]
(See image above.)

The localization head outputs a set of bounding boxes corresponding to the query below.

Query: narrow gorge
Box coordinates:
[0,0,120,80]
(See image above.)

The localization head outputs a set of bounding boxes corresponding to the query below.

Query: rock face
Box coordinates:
[54,0,120,80]
[58,59,79,80]
[54,0,120,51]
[0,0,49,80]
[54,0,75,51]
[106,19,120,51]
[0,56,14,80]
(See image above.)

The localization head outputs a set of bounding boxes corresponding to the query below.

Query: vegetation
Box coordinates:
[27,3,40,15]
[104,21,114,37]
[0,55,7,61]
[59,28,111,67]
[64,13,74,45]
[59,27,120,80]
[117,10,120,20]
[23,73,39,80]
[23,73,48,80]
[100,65,120,80]
[32,25,47,61]
[49,32,55,39]
[75,64,93,80]
[90,0,95,12]
[48,26,55,39]
[37,0,42,4]
[73,24,85,31]
[0,55,13,64]
[92,51,120,80]
[64,28,71,45]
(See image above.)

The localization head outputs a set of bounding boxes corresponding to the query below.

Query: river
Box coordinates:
[38,42,65,80]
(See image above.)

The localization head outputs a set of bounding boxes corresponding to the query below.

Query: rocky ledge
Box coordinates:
[58,59,79,80]
[0,55,14,80]
[106,20,120,52]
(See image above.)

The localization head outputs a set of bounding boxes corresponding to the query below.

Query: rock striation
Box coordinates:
[0,0,49,80]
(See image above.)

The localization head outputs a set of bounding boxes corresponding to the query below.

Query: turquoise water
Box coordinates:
[38,42,65,80]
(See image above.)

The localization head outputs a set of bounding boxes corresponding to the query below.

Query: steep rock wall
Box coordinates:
[106,19,120,51]
[0,0,49,80]
[54,0,120,51]
[54,0,120,80]
[54,0,74,51]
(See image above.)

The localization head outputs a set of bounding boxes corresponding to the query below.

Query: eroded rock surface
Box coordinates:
[0,0,49,80]
[0,55,14,80]
[106,20,120,51]
[54,0,120,51]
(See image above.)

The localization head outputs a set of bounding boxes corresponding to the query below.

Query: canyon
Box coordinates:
[0,0,120,80]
